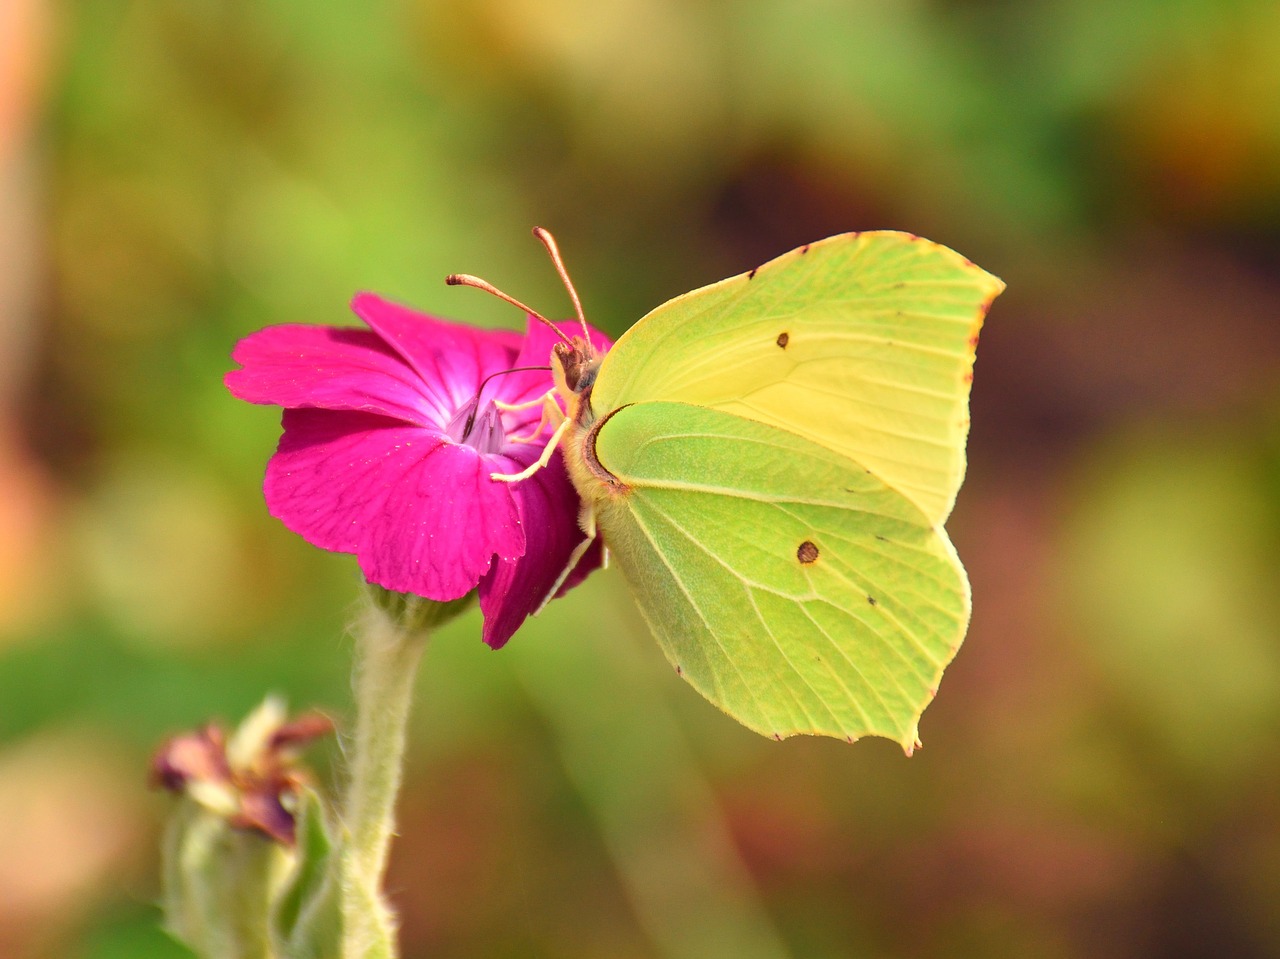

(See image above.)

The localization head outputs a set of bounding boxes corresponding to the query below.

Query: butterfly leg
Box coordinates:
[490,416,571,483]
[495,391,554,413]
[537,504,599,612]
[507,392,566,444]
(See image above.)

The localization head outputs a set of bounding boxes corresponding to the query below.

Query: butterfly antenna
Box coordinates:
[532,227,591,348]
[445,273,574,347]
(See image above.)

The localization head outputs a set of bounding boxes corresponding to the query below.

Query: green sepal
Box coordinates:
[270,786,342,957]
[160,798,286,959]
[366,582,475,633]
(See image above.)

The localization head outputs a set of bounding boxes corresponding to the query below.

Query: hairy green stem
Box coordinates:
[341,606,428,958]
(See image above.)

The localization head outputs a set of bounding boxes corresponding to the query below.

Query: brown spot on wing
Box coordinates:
[776,331,789,349]
[797,541,819,564]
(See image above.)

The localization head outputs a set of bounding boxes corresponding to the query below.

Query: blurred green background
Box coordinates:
[2,1,1279,957]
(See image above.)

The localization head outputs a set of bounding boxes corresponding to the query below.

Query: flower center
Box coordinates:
[444,397,506,455]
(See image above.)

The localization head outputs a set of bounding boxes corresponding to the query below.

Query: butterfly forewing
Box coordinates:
[589,232,1003,525]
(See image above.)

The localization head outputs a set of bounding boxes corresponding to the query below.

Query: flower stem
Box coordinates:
[341,605,428,959]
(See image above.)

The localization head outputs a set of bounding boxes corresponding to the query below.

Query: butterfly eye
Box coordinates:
[796,541,819,564]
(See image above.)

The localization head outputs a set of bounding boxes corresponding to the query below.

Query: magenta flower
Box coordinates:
[225,293,609,648]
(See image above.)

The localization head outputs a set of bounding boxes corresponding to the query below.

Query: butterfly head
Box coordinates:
[551,336,601,424]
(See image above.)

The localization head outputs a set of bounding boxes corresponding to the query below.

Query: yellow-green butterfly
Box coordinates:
[448,229,1003,750]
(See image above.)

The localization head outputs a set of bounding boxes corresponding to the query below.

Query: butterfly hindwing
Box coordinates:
[589,232,1003,525]
[588,400,969,746]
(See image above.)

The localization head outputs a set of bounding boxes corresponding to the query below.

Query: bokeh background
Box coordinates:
[3,1,1280,956]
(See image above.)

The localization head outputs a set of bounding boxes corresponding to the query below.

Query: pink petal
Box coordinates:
[266,409,525,601]
[501,317,571,404]
[477,450,602,648]
[351,293,522,416]
[226,325,436,424]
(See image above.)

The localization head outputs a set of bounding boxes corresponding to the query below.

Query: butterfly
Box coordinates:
[449,229,1003,749]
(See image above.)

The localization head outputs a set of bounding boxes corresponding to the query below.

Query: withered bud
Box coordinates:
[151,700,334,845]
[151,724,230,792]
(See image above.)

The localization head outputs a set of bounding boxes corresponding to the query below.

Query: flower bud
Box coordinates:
[152,699,334,958]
